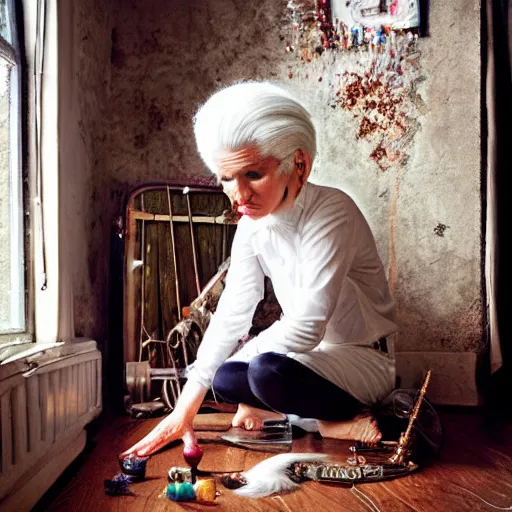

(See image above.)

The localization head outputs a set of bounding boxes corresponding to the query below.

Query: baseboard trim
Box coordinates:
[395,351,480,406]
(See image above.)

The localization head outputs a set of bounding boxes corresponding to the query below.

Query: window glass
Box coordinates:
[0,0,12,44]
[0,0,25,337]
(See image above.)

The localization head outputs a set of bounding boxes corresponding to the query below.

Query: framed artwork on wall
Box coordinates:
[330,0,420,30]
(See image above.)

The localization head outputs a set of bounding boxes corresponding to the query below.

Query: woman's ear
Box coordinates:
[294,149,312,184]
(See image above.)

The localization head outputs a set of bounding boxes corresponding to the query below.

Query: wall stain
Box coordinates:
[134,133,148,149]
[148,101,165,132]
[110,28,125,67]
[337,67,423,172]
[434,223,449,237]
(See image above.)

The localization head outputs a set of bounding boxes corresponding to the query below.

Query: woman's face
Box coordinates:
[216,146,303,219]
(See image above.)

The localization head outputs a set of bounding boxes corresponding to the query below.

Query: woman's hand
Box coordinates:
[120,411,198,458]
[120,379,208,458]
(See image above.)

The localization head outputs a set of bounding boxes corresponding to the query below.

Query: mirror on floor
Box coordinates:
[122,184,237,412]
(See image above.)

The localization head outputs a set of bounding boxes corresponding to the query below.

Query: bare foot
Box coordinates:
[317,414,382,444]
[232,403,286,430]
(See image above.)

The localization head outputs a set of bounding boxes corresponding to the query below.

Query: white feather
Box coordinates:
[234,453,330,498]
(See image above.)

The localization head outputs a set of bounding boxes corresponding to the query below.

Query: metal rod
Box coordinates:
[222,224,228,262]
[138,193,146,362]
[129,209,235,224]
[183,187,201,297]
[166,186,182,321]
[403,369,432,441]
[181,336,189,368]
[388,369,432,465]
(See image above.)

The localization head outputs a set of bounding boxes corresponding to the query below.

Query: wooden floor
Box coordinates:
[35,410,512,512]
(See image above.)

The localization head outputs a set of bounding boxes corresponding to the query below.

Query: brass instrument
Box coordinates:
[388,369,432,465]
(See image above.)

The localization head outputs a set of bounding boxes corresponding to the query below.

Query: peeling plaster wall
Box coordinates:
[394,1,482,353]
[58,0,113,346]
[105,0,483,401]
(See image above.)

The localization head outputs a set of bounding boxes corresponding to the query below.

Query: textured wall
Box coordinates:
[394,1,482,353]
[59,0,113,345]
[106,0,290,191]
[105,0,483,366]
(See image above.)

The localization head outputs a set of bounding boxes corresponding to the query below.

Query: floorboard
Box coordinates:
[33,411,512,512]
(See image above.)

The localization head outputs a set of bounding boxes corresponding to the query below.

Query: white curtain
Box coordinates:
[485,0,511,373]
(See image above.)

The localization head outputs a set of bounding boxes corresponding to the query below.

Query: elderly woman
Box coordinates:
[123,82,397,458]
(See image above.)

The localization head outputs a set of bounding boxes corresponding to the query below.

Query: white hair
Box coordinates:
[193,82,317,175]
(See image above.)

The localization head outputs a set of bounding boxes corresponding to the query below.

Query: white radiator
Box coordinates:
[0,340,102,511]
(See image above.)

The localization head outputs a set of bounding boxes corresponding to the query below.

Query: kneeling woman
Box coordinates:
[123,82,397,458]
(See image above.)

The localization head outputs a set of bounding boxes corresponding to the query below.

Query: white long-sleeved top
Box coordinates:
[188,182,397,405]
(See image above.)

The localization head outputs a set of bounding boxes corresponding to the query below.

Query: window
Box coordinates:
[0,0,28,343]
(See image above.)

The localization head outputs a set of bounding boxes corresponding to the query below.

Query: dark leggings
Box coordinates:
[211,352,363,421]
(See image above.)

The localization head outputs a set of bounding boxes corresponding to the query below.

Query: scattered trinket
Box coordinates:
[183,443,204,468]
[168,466,193,483]
[165,466,218,504]
[119,454,149,480]
[104,473,138,496]
[104,454,150,496]
[194,478,218,503]
[166,481,196,502]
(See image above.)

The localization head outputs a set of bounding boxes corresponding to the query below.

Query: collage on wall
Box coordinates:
[286,0,424,172]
